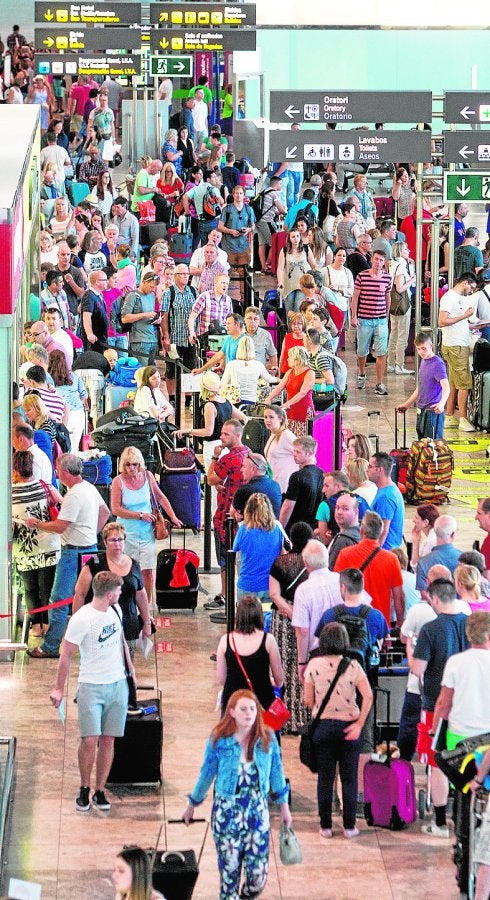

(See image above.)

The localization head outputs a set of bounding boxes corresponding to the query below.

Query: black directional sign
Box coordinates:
[444,92,490,125]
[35,26,146,51]
[269,130,432,165]
[150,2,256,27]
[270,91,432,125]
[443,131,490,165]
[35,52,141,77]
[35,2,141,25]
[149,28,255,53]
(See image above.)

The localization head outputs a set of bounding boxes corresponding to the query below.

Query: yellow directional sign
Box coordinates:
[35,26,146,51]
[149,2,256,27]
[35,2,142,26]
[149,28,256,53]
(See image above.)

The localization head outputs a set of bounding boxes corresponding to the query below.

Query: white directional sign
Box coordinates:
[443,132,490,164]
[444,92,490,125]
[269,130,432,164]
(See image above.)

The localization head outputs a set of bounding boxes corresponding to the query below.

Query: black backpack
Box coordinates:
[53,421,72,453]
[294,201,316,229]
[250,188,275,223]
[332,604,371,670]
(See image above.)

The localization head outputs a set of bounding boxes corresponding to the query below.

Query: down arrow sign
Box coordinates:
[456,179,471,197]
[285,146,297,159]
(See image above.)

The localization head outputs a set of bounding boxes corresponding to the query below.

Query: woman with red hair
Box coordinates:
[183,689,292,899]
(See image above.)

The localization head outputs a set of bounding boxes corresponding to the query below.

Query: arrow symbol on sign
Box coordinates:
[174,60,185,73]
[44,9,54,20]
[284,105,300,119]
[285,146,297,159]
[43,36,54,47]
[459,145,475,159]
[460,106,476,119]
[456,179,471,197]
[159,38,169,49]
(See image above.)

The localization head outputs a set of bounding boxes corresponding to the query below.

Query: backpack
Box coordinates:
[405,437,453,505]
[323,350,348,399]
[110,295,131,334]
[332,605,379,679]
[250,188,275,224]
[294,201,316,229]
[454,245,477,280]
[201,185,222,221]
[53,421,71,454]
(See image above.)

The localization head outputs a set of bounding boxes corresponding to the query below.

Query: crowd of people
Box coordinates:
[5,32,490,898]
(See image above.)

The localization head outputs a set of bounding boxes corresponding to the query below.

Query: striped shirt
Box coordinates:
[354,270,392,319]
[27,387,66,423]
[191,291,233,336]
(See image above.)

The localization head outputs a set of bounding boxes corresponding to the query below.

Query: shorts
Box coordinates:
[255,220,274,247]
[76,679,129,737]
[357,317,389,358]
[214,530,227,569]
[416,710,437,767]
[124,536,155,571]
[441,344,472,390]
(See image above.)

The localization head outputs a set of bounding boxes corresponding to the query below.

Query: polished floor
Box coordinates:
[2,291,488,899]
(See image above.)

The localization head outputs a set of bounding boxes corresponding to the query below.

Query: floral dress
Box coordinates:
[270,552,310,734]
[212,760,270,900]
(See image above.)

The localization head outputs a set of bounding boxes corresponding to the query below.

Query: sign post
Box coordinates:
[150,55,193,77]
[444,172,490,203]
[269,129,432,164]
[270,90,432,124]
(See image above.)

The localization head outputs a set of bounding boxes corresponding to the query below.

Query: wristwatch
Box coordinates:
[139,512,143,519]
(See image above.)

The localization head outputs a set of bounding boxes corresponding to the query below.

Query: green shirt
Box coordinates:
[188,85,213,106]
[131,169,154,212]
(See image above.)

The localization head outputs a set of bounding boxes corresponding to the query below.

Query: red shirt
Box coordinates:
[287,368,313,422]
[334,538,403,626]
[482,534,490,570]
[281,332,306,374]
[213,444,248,542]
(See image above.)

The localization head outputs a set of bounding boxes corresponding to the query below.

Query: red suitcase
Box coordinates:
[269,229,287,273]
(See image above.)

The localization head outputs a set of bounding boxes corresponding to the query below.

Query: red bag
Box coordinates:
[40,480,60,520]
[262,697,291,731]
[137,200,156,224]
[326,301,345,332]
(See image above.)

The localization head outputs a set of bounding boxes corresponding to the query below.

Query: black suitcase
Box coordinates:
[108,694,163,785]
[156,532,199,611]
[150,822,209,900]
[92,412,158,476]
[472,338,490,374]
[241,403,270,454]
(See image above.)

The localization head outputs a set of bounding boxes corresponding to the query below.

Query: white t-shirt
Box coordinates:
[65,602,126,684]
[440,288,475,348]
[192,99,208,133]
[221,359,276,402]
[292,569,342,652]
[59,481,104,547]
[158,78,173,105]
[30,444,53,484]
[189,245,229,289]
[354,481,377,506]
[442,648,490,736]
[51,328,74,364]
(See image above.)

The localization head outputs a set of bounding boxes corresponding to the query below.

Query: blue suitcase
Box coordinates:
[104,383,133,413]
[159,471,201,531]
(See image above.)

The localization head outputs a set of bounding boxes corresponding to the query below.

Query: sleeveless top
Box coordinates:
[203,398,232,442]
[222,632,275,713]
[116,477,154,543]
[287,368,313,422]
[85,552,144,640]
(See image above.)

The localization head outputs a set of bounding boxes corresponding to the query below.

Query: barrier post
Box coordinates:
[174,359,182,428]
[225,550,236,634]
[209,515,235,624]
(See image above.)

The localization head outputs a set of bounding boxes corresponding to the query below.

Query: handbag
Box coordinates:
[299,657,350,773]
[146,473,170,541]
[138,199,156,225]
[279,823,302,866]
[40,479,60,520]
[390,264,411,316]
[230,634,291,731]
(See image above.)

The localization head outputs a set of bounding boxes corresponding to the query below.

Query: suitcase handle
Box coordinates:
[373,686,392,759]
[394,408,407,451]
[367,410,380,454]
[159,851,187,866]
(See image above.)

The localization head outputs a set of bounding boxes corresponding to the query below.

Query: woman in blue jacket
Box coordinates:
[183,689,292,899]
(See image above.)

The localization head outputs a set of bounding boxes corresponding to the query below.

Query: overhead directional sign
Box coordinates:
[269,130,432,165]
[149,28,255,53]
[34,2,141,25]
[150,2,256,27]
[35,52,140,77]
[443,131,490,164]
[270,91,432,124]
[35,26,146,51]
[150,55,193,77]
[444,92,490,125]
[444,173,490,203]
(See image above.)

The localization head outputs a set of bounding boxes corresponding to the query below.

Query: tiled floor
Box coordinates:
[2,314,488,899]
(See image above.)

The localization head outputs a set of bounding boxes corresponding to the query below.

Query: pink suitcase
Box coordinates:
[310,403,342,473]
[363,688,417,830]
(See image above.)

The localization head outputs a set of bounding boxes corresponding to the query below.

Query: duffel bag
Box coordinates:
[81,453,113,485]
[405,438,453,505]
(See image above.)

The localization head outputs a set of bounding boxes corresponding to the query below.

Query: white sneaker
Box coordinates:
[395,365,414,375]
[387,365,395,373]
[458,417,476,432]
[421,821,449,838]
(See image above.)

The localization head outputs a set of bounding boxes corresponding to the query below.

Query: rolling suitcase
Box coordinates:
[92,412,158,476]
[468,371,490,432]
[363,688,416,830]
[472,338,490,375]
[159,470,201,530]
[104,383,133,413]
[405,435,453,505]
[390,408,411,492]
[309,401,342,472]
[151,822,209,900]
[169,230,193,265]
[155,532,199,611]
[108,691,163,785]
[241,404,270,454]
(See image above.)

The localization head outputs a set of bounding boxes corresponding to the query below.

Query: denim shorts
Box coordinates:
[76,679,129,737]
[357,317,388,358]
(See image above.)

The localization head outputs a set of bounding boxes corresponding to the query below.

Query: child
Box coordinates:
[397,331,449,439]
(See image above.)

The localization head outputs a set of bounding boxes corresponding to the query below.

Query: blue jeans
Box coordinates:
[198,217,219,247]
[287,171,303,207]
[42,545,97,655]
[416,410,444,440]
[397,691,422,762]
[313,718,361,830]
[130,341,158,366]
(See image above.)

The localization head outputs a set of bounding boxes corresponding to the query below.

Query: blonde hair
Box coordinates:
[236,335,256,361]
[288,346,310,368]
[162,161,179,184]
[454,564,481,601]
[119,445,146,471]
[244,493,276,532]
[102,521,127,540]
[346,457,369,489]
[22,393,51,427]
[288,311,306,331]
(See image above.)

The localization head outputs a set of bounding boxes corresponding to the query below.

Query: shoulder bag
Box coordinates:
[390,264,411,316]
[299,656,350,773]
[230,633,291,731]
[40,479,60,520]
[146,472,170,541]
[279,822,302,865]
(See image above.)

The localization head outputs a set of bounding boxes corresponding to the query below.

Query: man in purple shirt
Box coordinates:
[397,331,450,439]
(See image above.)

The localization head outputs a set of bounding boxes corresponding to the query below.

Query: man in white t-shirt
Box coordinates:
[43,308,74,365]
[26,454,110,660]
[434,611,490,742]
[438,272,479,432]
[50,571,132,813]
[158,77,173,109]
[12,423,53,484]
[191,88,209,149]
[189,229,229,289]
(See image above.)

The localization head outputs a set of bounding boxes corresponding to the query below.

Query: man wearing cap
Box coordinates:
[121,272,161,366]
[231,452,282,520]
[188,273,233,342]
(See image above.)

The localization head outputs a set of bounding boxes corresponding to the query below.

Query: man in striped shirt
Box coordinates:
[351,250,392,396]
[188,273,233,340]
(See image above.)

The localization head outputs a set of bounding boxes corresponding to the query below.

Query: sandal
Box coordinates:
[26,647,59,659]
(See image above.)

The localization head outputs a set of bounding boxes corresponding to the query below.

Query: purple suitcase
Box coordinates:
[363,688,416,830]
[159,470,201,532]
[310,402,342,473]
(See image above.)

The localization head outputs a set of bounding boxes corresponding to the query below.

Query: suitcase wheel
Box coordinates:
[390,806,405,831]
[364,801,373,826]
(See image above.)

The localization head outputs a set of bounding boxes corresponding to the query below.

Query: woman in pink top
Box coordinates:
[263,405,298,495]
[114,244,137,293]
[454,565,490,612]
